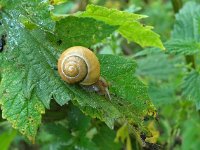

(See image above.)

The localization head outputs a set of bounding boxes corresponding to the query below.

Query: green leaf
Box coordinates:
[50,16,118,49]
[0,130,17,150]
[80,4,164,49]
[119,22,164,49]
[0,2,116,141]
[81,4,146,25]
[182,70,200,110]
[181,119,200,150]
[165,39,200,55]
[0,0,154,141]
[93,125,121,150]
[37,108,98,150]
[0,1,71,140]
[2,0,55,32]
[2,12,71,109]
[100,55,150,111]
[135,51,181,107]
[37,122,73,150]
[148,82,176,107]
[136,53,179,81]
[167,2,200,54]
[67,104,91,133]
[0,62,45,142]
[75,137,99,150]
[72,55,154,131]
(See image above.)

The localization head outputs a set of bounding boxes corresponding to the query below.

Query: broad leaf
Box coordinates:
[167,2,200,54]
[119,22,163,49]
[1,0,55,32]
[0,1,118,141]
[148,82,176,107]
[49,16,118,49]
[181,118,200,150]
[182,70,200,109]
[2,14,71,108]
[0,0,154,141]
[0,129,17,150]
[72,55,154,131]
[136,53,179,81]
[0,61,45,142]
[135,51,181,107]
[80,4,164,49]
[37,107,98,150]
[81,4,146,25]
[93,125,121,150]
[165,39,200,55]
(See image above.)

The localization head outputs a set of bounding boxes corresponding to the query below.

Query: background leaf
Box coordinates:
[0,129,17,150]
[166,2,200,54]
[49,16,118,49]
[80,4,164,49]
[182,70,200,109]
[136,52,179,81]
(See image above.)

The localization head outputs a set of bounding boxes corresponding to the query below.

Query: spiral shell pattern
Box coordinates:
[58,46,100,85]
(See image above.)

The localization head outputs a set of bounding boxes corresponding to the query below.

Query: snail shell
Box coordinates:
[58,46,100,85]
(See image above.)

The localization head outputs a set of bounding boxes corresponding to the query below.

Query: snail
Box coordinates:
[57,46,111,100]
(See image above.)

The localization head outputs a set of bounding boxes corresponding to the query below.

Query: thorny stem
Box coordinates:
[171,0,196,69]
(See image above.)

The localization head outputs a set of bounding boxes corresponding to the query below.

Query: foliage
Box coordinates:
[80,4,164,49]
[165,1,200,55]
[0,0,158,146]
[0,127,17,150]
[1,0,200,150]
[182,70,200,109]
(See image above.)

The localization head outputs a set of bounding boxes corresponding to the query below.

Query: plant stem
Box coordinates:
[171,0,196,69]
[79,0,89,11]
[171,0,183,13]
[185,55,196,69]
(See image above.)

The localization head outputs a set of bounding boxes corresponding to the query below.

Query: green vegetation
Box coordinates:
[0,0,200,149]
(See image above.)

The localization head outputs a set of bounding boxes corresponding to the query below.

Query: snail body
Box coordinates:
[58,46,100,85]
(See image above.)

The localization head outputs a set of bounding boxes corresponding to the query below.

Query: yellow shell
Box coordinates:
[58,46,100,85]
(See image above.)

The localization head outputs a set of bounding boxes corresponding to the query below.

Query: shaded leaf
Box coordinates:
[165,40,200,55]
[181,119,200,150]
[136,53,179,81]
[50,16,118,49]
[148,83,176,107]
[0,129,17,150]
[182,70,200,109]
[93,125,121,150]
[167,2,200,54]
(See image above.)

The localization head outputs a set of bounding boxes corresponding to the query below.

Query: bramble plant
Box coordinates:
[0,0,200,150]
